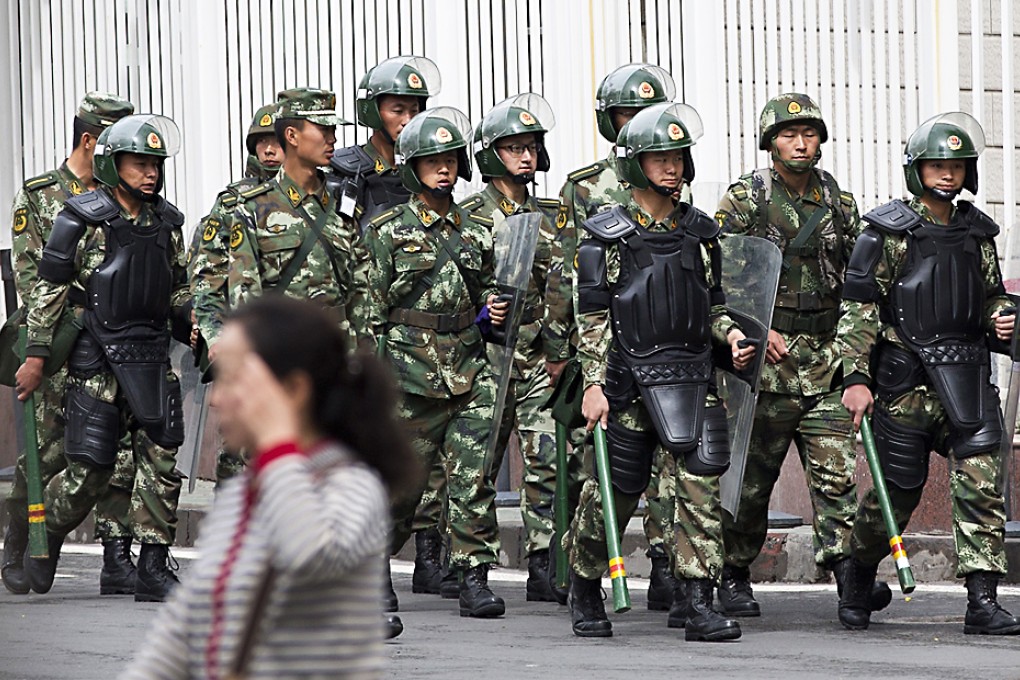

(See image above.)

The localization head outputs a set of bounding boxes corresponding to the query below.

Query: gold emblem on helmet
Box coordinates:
[638,82,655,99]
[435,127,453,143]
[408,72,424,89]
[146,132,162,149]
[947,135,962,150]
[787,101,802,114]
[667,123,684,141]
[259,114,273,127]
[519,111,536,126]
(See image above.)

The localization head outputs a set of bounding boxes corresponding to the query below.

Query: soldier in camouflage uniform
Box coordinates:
[714,93,891,618]
[188,102,282,484]
[839,112,1020,635]
[361,107,508,618]
[461,93,562,602]
[224,89,369,345]
[567,103,755,640]
[544,63,684,611]
[21,114,191,603]
[3,93,141,597]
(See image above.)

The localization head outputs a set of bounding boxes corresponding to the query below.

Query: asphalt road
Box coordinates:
[2,545,1020,680]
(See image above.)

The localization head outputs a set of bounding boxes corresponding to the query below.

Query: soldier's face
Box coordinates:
[286,121,336,166]
[639,150,684,189]
[919,159,966,193]
[612,107,641,135]
[255,135,282,168]
[116,153,161,194]
[416,152,458,191]
[771,124,820,163]
[378,95,422,141]
[495,132,539,176]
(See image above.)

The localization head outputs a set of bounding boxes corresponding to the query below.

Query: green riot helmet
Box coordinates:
[595,63,676,143]
[93,114,181,200]
[473,93,555,182]
[903,112,984,199]
[356,56,441,131]
[394,107,472,195]
[759,93,828,172]
[615,102,703,193]
[245,103,280,178]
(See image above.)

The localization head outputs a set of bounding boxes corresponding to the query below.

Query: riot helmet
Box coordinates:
[93,114,181,201]
[357,56,441,133]
[615,102,702,193]
[394,106,472,195]
[474,93,555,183]
[595,63,675,143]
[903,112,984,200]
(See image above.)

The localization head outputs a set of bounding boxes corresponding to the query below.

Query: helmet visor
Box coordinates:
[907,112,986,162]
[360,56,442,99]
[97,114,182,158]
[477,93,555,149]
[395,106,472,163]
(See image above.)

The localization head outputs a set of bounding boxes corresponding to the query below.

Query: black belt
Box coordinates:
[771,307,839,335]
[388,308,475,333]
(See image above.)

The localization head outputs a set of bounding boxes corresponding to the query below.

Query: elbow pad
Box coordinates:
[841,228,884,303]
[576,239,610,314]
[37,210,87,283]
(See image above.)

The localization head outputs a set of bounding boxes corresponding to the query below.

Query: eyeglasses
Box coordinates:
[496,142,543,157]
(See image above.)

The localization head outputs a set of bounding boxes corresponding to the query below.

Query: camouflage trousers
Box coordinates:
[567,396,725,582]
[391,379,501,569]
[851,385,1008,577]
[43,368,182,546]
[6,367,132,541]
[723,390,857,568]
[215,447,248,486]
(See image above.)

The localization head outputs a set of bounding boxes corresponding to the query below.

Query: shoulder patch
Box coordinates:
[862,199,923,233]
[12,208,28,234]
[367,206,402,230]
[567,161,608,183]
[459,195,485,211]
[239,181,274,201]
[24,172,58,191]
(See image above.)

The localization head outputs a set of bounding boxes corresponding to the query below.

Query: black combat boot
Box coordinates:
[526,550,558,602]
[1,518,30,595]
[830,556,892,613]
[439,568,460,599]
[23,531,66,595]
[567,571,612,637]
[837,557,877,630]
[412,528,444,594]
[134,544,180,603]
[646,545,678,611]
[384,562,399,612]
[384,613,404,639]
[717,564,761,617]
[963,571,1020,635]
[683,579,742,641]
[458,564,505,618]
[666,581,689,628]
[545,533,569,605]
[100,537,137,595]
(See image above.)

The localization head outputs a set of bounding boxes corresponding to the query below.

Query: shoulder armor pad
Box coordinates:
[582,205,637,241]
[459,195,485,212]
[329,145,374,177]
[567,160,608,183]
[466,212,493,227]
[24,172,58,191]
[957,201,999,237]
[38,209,88,282]
[367,206,402,230]
[862,199,923,233]
[153,197,185,227]
[679,204,721,240]
[64,190,120,223]
[239,181,274,201]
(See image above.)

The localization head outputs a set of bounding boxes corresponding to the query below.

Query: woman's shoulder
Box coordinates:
[312,443,386,493]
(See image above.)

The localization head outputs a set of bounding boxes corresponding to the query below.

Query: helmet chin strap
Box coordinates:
[771,145,822,174]
[649,182,676,197]
[118,179,159,203]
[424,184,454,199]
[511,172,535,185]
[925,186,960,202]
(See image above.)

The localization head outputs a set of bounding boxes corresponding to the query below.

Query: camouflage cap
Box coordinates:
[275,87,350,126]
[76,92,134,128]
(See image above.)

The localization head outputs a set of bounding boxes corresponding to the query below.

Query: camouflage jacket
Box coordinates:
[224,168,371,344]
[27,187,190,353]
[461,183,559,378]
[574,196,738,390]
[544,154,631,363]
[188,163,274,347]
[715,167,862,396]
[838,197,1010,386]
[11,163,88,314]
[361,195,498,399]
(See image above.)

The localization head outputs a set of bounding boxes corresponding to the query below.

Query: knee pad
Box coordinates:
[64,385,120,468]
[871,408,931,490]
[683,405,731,476]
[143,377,185,449]
[604,412,657,495]
[950,386,1002,459]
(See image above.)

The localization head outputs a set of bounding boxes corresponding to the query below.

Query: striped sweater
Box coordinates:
[121,442,389,680]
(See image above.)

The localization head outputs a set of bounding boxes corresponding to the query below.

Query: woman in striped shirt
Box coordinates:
[122,296,420,680]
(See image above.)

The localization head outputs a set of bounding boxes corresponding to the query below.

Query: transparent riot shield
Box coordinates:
[999,223,1020,528]
[717,234,783,517]
[171,343,208,491]
[485,212,542,468]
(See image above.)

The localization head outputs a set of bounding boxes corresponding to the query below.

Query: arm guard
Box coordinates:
[841,228,885,303]
[576,238,610,314]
